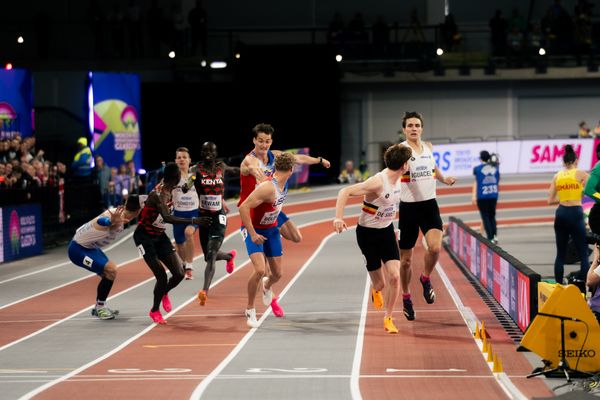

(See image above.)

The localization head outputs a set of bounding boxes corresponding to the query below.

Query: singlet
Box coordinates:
[138,184,172,236]
[195,163,225,214]
[238,150,275,207]
[358,170,402,229]
[250,178,288,230]
[556,168,583,203]
[473,163,500,200]
[73,211,123,249]
[400,141,436,202]
[172,171,199,212]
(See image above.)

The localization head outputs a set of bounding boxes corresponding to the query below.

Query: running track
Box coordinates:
[0,176,556,399]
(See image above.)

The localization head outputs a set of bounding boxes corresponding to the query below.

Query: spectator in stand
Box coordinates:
[71,137,93,181]
[116,164,131,198]
[347,13,367,43]
[440,13,461,51]
[0,140,8,163]
[0,163,6,188]
[579,121,592,138]
[126,160,142,194]
[489,10,508,57]
[7,137,20,163]
[94,156,111,208]
[507,25,524,67]
[188,0,208,57]
[401,8,426,44]
[328,12,345,45]
[593,120,600,137]
[338,160,363,184]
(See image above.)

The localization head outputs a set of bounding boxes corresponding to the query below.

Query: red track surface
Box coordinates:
[0,183,555,399]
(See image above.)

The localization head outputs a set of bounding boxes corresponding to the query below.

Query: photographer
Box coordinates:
[586,244,600,324]
[472,150,500,243]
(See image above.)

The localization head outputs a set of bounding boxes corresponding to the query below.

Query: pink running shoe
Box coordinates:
[162,294,172,313]
[226,250,237,274]
[270,296,284,318]
[149,310,167,324]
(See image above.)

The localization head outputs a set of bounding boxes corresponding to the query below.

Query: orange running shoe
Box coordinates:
[371,288,384,310]
[384,316,398,334]
[198,290,208,306]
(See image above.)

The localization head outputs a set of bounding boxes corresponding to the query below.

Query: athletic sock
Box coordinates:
[420,274,430,283]
[97,277,114,303]
[402,293,411,300]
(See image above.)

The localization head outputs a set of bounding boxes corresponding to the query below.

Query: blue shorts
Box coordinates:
[68,240,108,276]
[241,226,283,257]
[277,212,289,228]
[172,209,198,244]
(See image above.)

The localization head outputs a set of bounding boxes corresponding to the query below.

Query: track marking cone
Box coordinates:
[482,332,488,353]
[480,321,486,339]
[487,345,494,362]
[493,353,503,373]
[474,322,481,339]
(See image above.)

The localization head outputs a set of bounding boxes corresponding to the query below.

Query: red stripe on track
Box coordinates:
[35,219,340,399]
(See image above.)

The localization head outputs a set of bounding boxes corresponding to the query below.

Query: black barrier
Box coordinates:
[444,216,540,332]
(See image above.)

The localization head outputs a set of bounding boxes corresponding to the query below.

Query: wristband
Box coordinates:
[319,157,323,165]
[97,217,111,227]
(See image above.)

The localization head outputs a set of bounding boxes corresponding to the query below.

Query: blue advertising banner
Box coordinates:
[0,68,33,139]
[1,204,43,263]
[88,72,142,172]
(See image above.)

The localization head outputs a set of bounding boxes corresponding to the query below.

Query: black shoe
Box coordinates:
[420,276,436,304]
[403,298,415,321]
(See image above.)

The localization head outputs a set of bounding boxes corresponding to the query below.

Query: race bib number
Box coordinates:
[240,228,248,240]
[219,214,227,226]
[137,244,145,257]
[83,256,93,268]
[482,185,498,195]
[259,209,280,226]
[152,214,166,229]
[200,195,222,211]
[375,206,396,220]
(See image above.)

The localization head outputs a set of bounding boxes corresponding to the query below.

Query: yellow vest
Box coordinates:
[556,168,582,202]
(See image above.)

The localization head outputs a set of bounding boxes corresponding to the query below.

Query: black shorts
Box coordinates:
[199,210,227,253]
[398,198,443,250]
[356,223,399,272]
[133,228,176,260]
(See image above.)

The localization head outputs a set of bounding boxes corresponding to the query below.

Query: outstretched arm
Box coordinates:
[271,150,331,168]
[152,191,211,226]
[333,176,382,233]
[240,155,266,182]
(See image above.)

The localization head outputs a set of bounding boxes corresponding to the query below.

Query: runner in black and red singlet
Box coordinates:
[193,141,239,306]
[133,162,211,324]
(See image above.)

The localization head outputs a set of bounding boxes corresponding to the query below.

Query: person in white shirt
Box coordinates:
[398,111,456,321]
[334,144,412,334]
[68,195,144,319]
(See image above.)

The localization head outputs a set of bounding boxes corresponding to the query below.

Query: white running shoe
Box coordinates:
[262,276,273,306]
[245,308,259,328]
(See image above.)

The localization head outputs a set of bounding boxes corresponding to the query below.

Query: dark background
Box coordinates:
[141,45,341,182]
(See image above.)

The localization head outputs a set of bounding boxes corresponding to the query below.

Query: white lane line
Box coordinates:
[0,231,135,286]
[5,374,504,384]
[189,223,338,400]
[350,270,369,400]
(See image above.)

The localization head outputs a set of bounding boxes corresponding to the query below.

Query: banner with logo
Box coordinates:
[88,72,142,172]
[432,138,595,177]
[0,68,33,140]
[1,204,43,263]
[447,217,539,332]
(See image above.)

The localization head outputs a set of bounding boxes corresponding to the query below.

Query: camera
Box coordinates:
[586,232,600,245]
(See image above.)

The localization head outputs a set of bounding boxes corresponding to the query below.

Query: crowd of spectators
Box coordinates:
[92,156,143,209]
[0,135,66,193]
